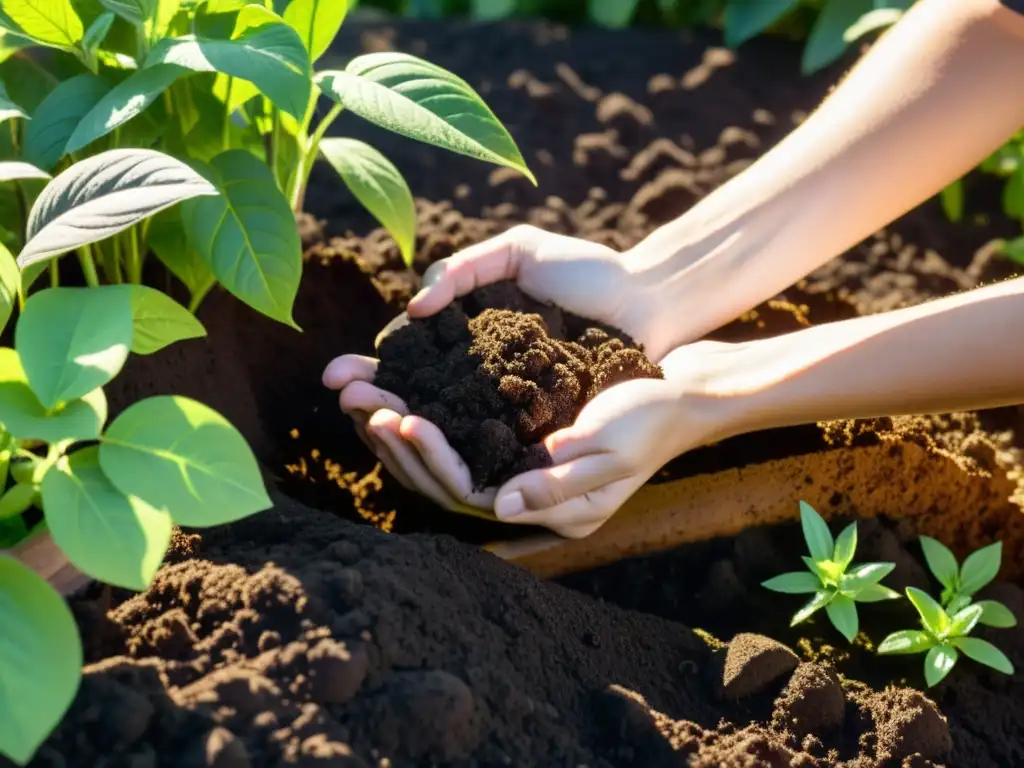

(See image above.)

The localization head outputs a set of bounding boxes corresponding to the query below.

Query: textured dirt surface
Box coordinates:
[374,281,662,487]
[25,16,1023,768]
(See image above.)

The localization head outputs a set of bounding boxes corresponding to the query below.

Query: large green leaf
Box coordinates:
[2,0,84,50]
[724,0,799,48]
[99,395,271,525]
[148,206,216,299]
[958,542,1001,596]
[180,150,301,326]
[0,161,50,183]
[125,284,206,354]
[976,600,1017,629]
[801,0,873,74]
[14,286,132,409]
[878,629,934,655]
[320,138,416,268]
[588,0,638,28]
[0,557,82,765]
[99,0,157,27]
[907,587,950,638]
[761,571,820,594]
[949,603,984,638]
[951,637,1014,675]
[791,589,834,625]
[144,7,311,121]
[825,594,858,641]
[42,446,172,590]
[0,242,18,334]
[282,0,348,63]
[0,347,107,441]
[317,53,535,183]
[919,535,959,591]
[799,500,833,562]
[924,644,957,687]
[18,148,217,269]
[23,73,111,171]
[0,79,26,124]
[832,521,857,570]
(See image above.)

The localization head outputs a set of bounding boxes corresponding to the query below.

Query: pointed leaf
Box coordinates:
[761,571,821,594]
[588,0,639,28]
[320,138,416,268]
[283,0,348,63]
[907,587,950,637]
[801,0,872,74]
[951,637,1014,675]
[41,446,172,590]
[801,555,829,583]
[0,78,26,123]
[80,10,114,68]
[843,7,904,43]
[0,241,17,334]
[18,148,217,269]
[148,206,215,299]
[799,500,833,562]
[946,593,972,614]
[948,603,983,638]
[0,483,37,521]
[14,286,132,409]
[852,583,901,603]
[3,0,84,50]
[99,0,157,27]
[878,629,934,655]
[919,535,959,591]
[976,600,1017,629]
[832,522,857,570]
[317,53,535,183]
[842,562,895,590]
[180,150,301,326]
[0,161,50,183]
[958,542,1001,596]
[791,589,834,626]
[724,0,799,48]
[0,557,82,765]
[924,644,958,687]
[99,395,271,525]
[826,594,858,641]
[940,179,964,222]
[0,347,107,441]
[24,74,111,171]
[125,284,206,354]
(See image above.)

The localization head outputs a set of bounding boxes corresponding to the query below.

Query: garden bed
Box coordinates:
[13,18,1024,768]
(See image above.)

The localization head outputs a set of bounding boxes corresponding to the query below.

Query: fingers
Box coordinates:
[502,453,626,512]
[399,416,496,509]
[407,225,536,317]
[494,478,636,539]
[323,355,378,389]
[338,381,408,419]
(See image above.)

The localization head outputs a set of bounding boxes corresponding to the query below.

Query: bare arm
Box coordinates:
[629,0,1024,347]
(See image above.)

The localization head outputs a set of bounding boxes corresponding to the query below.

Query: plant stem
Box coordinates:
[223,77,234,150]
[126,227,143,284]
[270,107,282,188]
[107,236,123,283]
[49,260,58,288]
[290,103,343,211]
[188,279,215,314]
[78,244,100,287]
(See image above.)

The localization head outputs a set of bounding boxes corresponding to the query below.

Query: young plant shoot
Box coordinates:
[878,587,1015,687]
[918,536,1017,628]
[762,501,900,642]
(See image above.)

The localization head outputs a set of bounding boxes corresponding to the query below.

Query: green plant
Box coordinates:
[877,586,1015,687]
[0,0,533,323]
[761,500,900,642]
[918,536,1017,628]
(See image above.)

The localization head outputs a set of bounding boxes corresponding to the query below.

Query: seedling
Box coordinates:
[762,501,900,642]
[918,536,1017,628]
[878,587,1015,687]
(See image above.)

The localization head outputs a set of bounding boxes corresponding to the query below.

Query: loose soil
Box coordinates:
[12,16,1024,768]
[374,281,662,487]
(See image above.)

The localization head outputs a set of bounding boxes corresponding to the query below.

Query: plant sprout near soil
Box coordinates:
[761,501,900,642]
[877,587,1015,687]
[918,536,1017,628]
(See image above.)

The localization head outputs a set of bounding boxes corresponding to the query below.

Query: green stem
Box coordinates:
[270,107,282,188]
[49,260,58,288]
[223,77,234,150]
[188,279,214,314]
[126,227,142,284]
[78,243,100,287]
[290,103,343,211]
[106,236,123,283]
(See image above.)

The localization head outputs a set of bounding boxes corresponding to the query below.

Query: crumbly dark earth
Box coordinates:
[374,281,662,487]
[14,16,1023,768]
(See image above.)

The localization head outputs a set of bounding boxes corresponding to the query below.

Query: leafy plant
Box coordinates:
[918,536,1017,629]
[762,500,900,641]
[878,586,1015,687]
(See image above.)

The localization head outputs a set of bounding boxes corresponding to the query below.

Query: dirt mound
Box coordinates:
[375,281,662,486]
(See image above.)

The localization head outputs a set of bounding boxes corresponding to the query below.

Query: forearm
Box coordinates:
[704,277,1024,438]
[629,0,1024,346]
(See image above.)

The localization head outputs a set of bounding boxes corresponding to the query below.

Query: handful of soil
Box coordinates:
[374,281,663,488]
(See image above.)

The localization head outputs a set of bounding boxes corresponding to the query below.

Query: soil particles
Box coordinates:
[14,16,1024,768]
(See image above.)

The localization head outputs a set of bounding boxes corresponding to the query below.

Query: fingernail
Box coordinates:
[496,491,525,519]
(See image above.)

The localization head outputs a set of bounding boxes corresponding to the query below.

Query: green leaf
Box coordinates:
[99,0,157,27]
[65,64,180,154]
[0,483,37,520]
[724,0,799,48]
[842,562,895,590]
[3,0,84,50]
[14,286,132,409]
[282,0,348,63]
[924,644,957,687]
[588,0,639,28]
[320,138,417,268]
[958,542,1001,596]
[832,522,857,570]
[0,161,51,182]
[948,603,983,638]
[853,583,901,603]
[975,600,1017,629]
[791,589,834,626]
[0,347,107,442]
[99,395,271,526]
[0,241,18,335]
[946,593,971,614]
[1001,235,1024,265]
[41,446,172,590]
[0,514,29,547]
[470,0,515,20]
[825,594,858,641]
[878,629,934,655]
[799,500,833,562]
[18,148,217,270]
[1004,168,1024,220]
[907,587,950,637]
[761,571,821,594]
[80,10,114,69]
[148,206,216,299]
[0,78,27,124]
[939,179,964,222]
[126,284,206,354]
[0,557,82,765]
[23,73,111,171]
[951,637,1014,675]
[144,7,311,121]
[843,7,904,43]
[180,150,301,326]
[317,53,535,184]
[801,0,872,74]
[919,535,959,591]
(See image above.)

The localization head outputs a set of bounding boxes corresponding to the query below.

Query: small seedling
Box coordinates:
[878,587,1015,687]
[762,501,900,642]
[919,536,1017,628]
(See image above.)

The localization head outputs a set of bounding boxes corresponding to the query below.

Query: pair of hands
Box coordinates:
[323,225,732,539]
